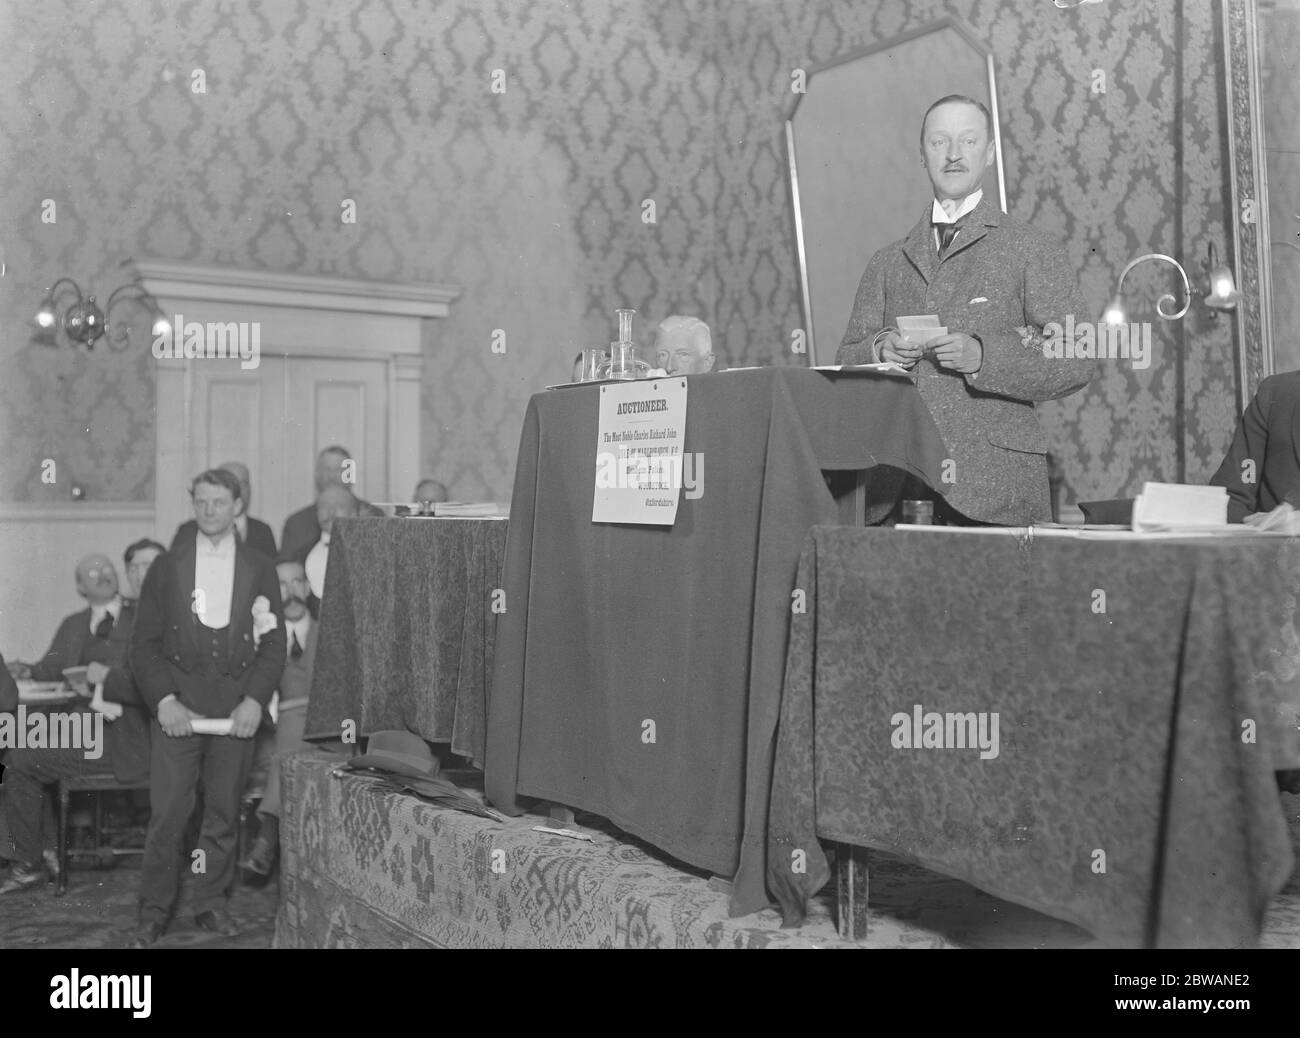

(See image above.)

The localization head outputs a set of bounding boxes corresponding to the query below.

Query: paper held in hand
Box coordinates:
[1131,482,1230,532]
[897,314,946,346]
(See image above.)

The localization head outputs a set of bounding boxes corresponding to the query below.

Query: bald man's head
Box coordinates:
[75,553,120,605]
[316,483,359,535]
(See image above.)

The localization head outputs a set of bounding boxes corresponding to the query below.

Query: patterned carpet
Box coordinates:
[3,773,1298,949]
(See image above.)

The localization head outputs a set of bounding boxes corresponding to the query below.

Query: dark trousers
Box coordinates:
[138,722,254,924]
[2,744,113,866]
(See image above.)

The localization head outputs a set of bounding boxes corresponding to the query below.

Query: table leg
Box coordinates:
[835,843,869,940]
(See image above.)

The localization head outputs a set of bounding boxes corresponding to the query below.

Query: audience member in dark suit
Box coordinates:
[299,484,358,605]
[280,445,383,559]
[1210,370,1300,522]
[15,554,131,682]
[171,461,276,558]
[129,468,285,945]
[122,538,165,606]
[241,558,318,877]
[0,552,156,895]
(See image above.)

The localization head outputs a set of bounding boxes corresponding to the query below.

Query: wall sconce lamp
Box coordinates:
[35,277,171,352]
[1102,244,1240,326]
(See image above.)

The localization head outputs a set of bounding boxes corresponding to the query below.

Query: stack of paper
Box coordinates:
[432,502,508,518]
[1131,482,1230,532]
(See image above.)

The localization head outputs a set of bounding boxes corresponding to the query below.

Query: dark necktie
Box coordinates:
[291,631,303,660]
[94,614,114,639]
[934,220,961,257]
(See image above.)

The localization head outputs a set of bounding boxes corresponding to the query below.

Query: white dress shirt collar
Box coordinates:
[89,596,123,632]
[286,614,312,647]
[197,528,237,557]
[932,188,983,224]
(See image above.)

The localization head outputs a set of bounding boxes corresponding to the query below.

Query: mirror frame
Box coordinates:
[785,16,1008,365]
[1223,0,1275,409]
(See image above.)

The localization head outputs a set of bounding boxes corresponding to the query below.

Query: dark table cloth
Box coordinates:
[769,526,1300,947]
[305,517,507,767]
[485,367,949,916]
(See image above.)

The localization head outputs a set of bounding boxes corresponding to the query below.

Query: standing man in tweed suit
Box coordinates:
[129,468,285,946]
[838,94,1095,525]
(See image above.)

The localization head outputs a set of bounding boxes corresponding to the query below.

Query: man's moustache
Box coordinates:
[284,595,307,608]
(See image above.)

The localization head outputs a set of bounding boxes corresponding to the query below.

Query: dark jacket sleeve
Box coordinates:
[1209,379,1271,523]
[30,613,87,682]
[129,555,177,713]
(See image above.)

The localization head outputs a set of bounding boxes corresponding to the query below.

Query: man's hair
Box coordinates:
[655,315,712,355]
[919,94,993,147]
[124,538,166,566]
[190,468,242,501]
[319,445,351,460]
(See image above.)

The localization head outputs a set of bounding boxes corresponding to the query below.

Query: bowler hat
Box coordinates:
[342,730,440,780]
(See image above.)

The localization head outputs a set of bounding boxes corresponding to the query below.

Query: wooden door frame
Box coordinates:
[130,259,459,543]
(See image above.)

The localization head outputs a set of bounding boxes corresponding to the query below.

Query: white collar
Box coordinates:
[197,529,237,555]
[287,614,313,642]
[90,597,122,622]
[932,188,983,224]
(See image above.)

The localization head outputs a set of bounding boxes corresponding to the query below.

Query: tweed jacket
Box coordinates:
[1210,370,1300,522]
[838,195,1096,524]
[129,535,286,718]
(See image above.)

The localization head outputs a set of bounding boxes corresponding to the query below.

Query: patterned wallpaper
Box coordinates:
[714,0,1239,506]
[0,0,1243,509]
[0,0,721,502]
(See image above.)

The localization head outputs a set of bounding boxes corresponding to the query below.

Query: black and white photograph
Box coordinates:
[0,0,1298,989]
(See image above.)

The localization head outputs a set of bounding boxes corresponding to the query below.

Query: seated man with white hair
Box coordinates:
[653,315,715,376]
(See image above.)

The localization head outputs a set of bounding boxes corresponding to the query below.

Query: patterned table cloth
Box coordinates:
[769,526,1300,947]
[304,517,507,766]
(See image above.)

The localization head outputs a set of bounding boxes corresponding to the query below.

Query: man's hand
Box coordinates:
[229,696,263,739]
[158,697,198,738]
[85,662,111,686]
[878,330,923,368]
[928,332,982,374]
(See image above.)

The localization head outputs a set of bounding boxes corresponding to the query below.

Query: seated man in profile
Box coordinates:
[15,555,131,683]
[121,539,166,606]
[1210,370,1300,522]
[282,446,383,559]
[298,484,359,603]
[0,551,156,895]
[654,316,715,376]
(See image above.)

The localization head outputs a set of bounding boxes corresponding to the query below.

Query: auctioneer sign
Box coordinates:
[592,378,689,525]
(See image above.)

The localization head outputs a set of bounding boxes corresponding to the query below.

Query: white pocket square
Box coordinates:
[969,296,989,304]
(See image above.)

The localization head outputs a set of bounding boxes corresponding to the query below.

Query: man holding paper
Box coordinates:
[129,468,285,944]
[839,94,1095,525]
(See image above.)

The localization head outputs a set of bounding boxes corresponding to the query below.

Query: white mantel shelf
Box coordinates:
[125,258,461,318]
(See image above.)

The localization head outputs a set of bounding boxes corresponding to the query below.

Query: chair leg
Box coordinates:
[56,784,71,897]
